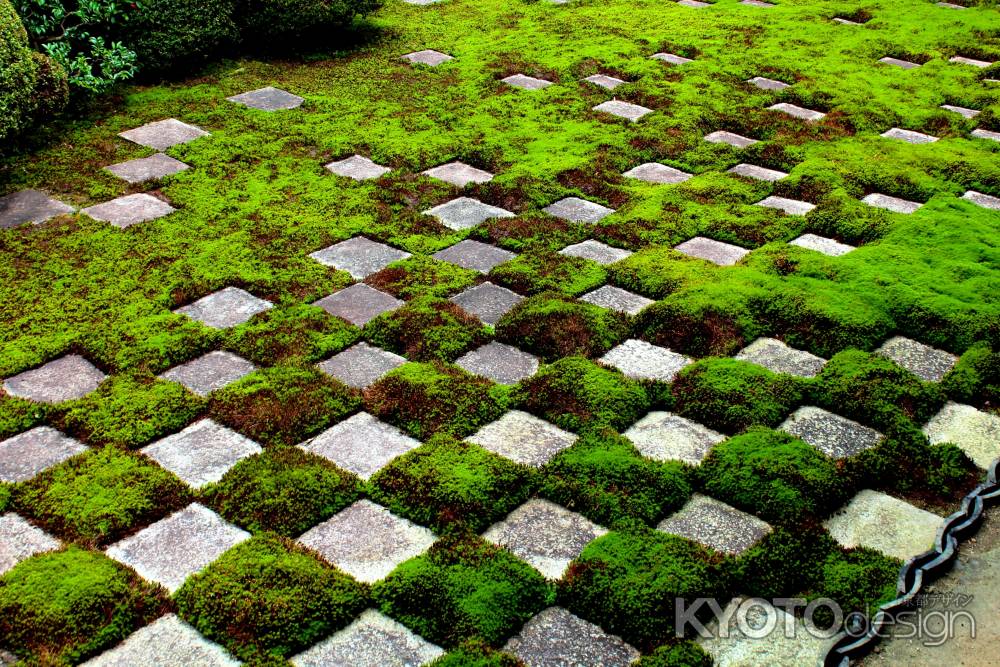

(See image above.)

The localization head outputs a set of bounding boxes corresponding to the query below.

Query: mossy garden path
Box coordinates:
[2,0,1000,664]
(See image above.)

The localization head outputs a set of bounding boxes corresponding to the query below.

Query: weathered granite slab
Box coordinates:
[824,490,941,560]
[423,197,515,230]
[449,282,523,325]
[923,402,1000,469]
[728,163,788,181]
[158,350,256,396]
[82,614,240,667]
[313,284,403,327]
[118,118,209,150]
[309,236,411,279]
[543,197,615,224]
[623,411,725,465]
[675,236,750,265]
[623,163,692,184]
[505,608,639,667]
[579,285,654,315]
[290,610,443,667]
[861,193,923,214]
[82,193,175,228]
[0,189,74,228]
[317,343,406,390]
[3,355,106,404]
[789,233,856,256]
[325,155,391,180]
[142,419,262,489]
[734,338,827,377]
[422,161,493,187]
[466,410,578,467]
[0,513,60,575]
[755,195,815,215]
[558,239,633,265]
[779,406,883,459]
[592,100,653,122]
[432,239,516,273]
[227,87,304,110]
[105,153,189,184]
[704,130,758,148]
[658,494,772,556]
[876,336,957,382]
[455,342,539,384]
[600,339,692,382]
[0,426,88,483]
[174,287,273,329]
[301,412,420,480]
[402,50,453,66]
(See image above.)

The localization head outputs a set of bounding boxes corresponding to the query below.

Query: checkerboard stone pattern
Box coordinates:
[704,130,758,148]
[317,342,406,389]
[790,233,856,256]
[748,76,790,90]
[422,161,493,187]
[651,52,693,65]
[755,195,815,216]
[456,342,539,384]
[658,494,772,556]
[401,50,453,66]
[769,103,826,121]
[780,406,883,458]
[483,499,607,579]
[728,163,788,181]
[600,339,692,382]
[0,189,74,229]
[824,490,941,560]
[579,285,654,316]
[502,74,553,90]
[862,193,923,214]
[118,118,209,150]
[174,287,273,329]
[623,411,725,465]
[159,350,256,396]
[325,155,391,180]
[82,614,240,667]
[875,336,957,382]
[82,193,176,228]
[309,236,411,279]
[227,86,304,110]
[450,282,523,325]
[290,609,444,667]
[105,153,189,184]
[675,236,749,265]
[297,500,436,583]
[0,426,88,482]
[106,503,250,593]
[423,197,515,230]
[313,284,403,327]
[505,607,640,667]
[543,197,615,224]
[142,419,262,489]
[923,402,1000,469]
[0,514,60,575]
[467,410,578,467]
[964,191,1000,210]
[432,239,516,273]
[881,127,938,144]
[592,100,653,122]
[734,337,827,377]
[559,239,632,265]
[623,162,692,184]
[3,354,106,404]
[302,412,421,480]
[584,74,626,89]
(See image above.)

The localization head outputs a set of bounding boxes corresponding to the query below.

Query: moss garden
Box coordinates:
[1,0,1000,664]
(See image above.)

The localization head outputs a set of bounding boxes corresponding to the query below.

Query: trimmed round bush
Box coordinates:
[123,0,239,74]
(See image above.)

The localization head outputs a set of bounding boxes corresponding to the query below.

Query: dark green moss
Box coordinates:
[225,303,360,365]
[489,250,606,296]
[636,642,713,667]
[813,547,901,624]
[431,640,522,666]
[0,393,46,440]
[366,255,478,300]
[606,247,716,299]
[364,296,490,362]
[941,342,1000,409]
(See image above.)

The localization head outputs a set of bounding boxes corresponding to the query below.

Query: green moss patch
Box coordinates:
[225,303,359,365]
[636,642,713,667]
[365,296,490,362]
[366,256,479,300]
[431,641,522,667]
[489,250,606,297]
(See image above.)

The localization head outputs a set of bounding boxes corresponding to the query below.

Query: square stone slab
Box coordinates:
[0,190,74,229]
[118,118,209,150]
[422,161,493,187]
[158,350,256,396]
[584,74,627,89]
[401,49,453,66]
[651,52,693,65]
[592,100,652,122]
[623,162,692,184]
[297,500,436,582]
[704,130,758,148]
[0,426,88,483]
[0,514,60,576]
[678,0,711,7]
[3,354,107,404]
[748,76,790,90]
[466,410,578,467]
[789,233,856,256]
[769,103,826,121]
[227,86,304,110]
[950,55,993,67]
[579,285,654,316]
[141,419,262,489]
[823,490,941,560]
[290,609,444,667]
[937,1,966,6]
[623,411,725,465]
[741,0,775,5]
[423,197,515,230]
[502,74,553,90]
[600,339,692,382]
[325,155,391,180]
[833,17,862,24]
[313,284,403,327]
[727,163,788,181]
[755,195,815,215]
[316,342,406,390]
[658,494,772,556]
[505,607,639,667]
[881,127,938,144]
[309,236,411,279]
[174,287,273,329]
[941,104,980,119]
[923,402,1000,469]
[861,193,923,214]
[963,190,1000,210]
[82,193,176,229]
[734,337,827,377]
[559,239,633,265]
[543,197,615,224]
[675,236,750,265]
[105,503,250,593]
[483,499,607,580]
[105,153,189,184]
[779,406,883,459]
[431,239,516,273]
[301,412,421,480]
[879,56,921,69]
[876,336,957,382]
[449,282,523,325]
[455,341,539,384]
[82,614,240,667]
[971,128,1000,142]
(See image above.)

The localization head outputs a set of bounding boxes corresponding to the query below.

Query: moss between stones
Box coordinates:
[941,342,1000,410]
[489,250,607,297]
[225,303,359,365]
[0,393,46,440]
[636,642,713,667]
[364,296,490,362]
[431,640,522,666]
[366,256,479,300]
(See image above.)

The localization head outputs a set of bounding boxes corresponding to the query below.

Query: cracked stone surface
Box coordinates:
[455,342,539,384]
[159,350,256,396]
[227,86,304,110]
[728,163,788,181]
[658,494,772,556]
[141,419,262,489]
[824,490,941,560]
[431,239,516,273]
[82,193,176,228]
[301,412,421,480]
[449,282,523,325]
[675,236,750,265]
[316,342,406,389]
[422,161,493,187]
[881,127,938,144]
[748,76,790,90]
[558,239,633,265]
[325,155,391,180]
[0,426,88,483]
[755,195,816,215]
[0,513,60,576]
[879,56,921,69]
[505,607,640,667]
[704,130,758,148]
[466,410,578,467]
[971,128,1000,142]
[600,339,692,382]
[423,197,515,230]
[623,411,725,465]
[769,103,825,121]
[297,500,436,583]
[118,118,209,150]
[105,153,189,184]
[651,52,693,65]
[950,55,993,67]
[623,162,692,184]
[313,284,403,327]
[82,614,240,667]
[502,74,553,90]
[876,336,957,382]
[862,192,923,214]
[941,104,980,119]
[3,354,107,404]
[963,190,1000,210]
[483,499,607,579]
[401,49,453,66]
[593,100,653,122]
[923,402,1000,470]
[309,236,411,279]
[0,189,74,228]
[290,609,444,667]
[789,233,856,256]
[174,287,273,329]
[780,406,884,459]
[734,337,827,377]
[579,285,654,315]
[584,74,626,89]
[543,197,615,224]
[106,503,250,593]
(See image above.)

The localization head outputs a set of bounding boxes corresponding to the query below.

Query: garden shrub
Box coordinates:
[225,303,359,366]
[636,642,713,667]
[236,0,384,43]
[122,0,239,74]
[366,256,478,300]
[365,296,489,362]
[489,251,606,296]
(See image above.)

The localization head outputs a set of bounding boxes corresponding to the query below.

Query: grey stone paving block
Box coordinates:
[558,239,632,265]
[741,0,774,5]
[734,337,827,377]
[543,197,615,224]
[971,128,1000,142]
[142,419,262,489]
[651,52,693,65]
[592,100,653,122]
[678,0,711,6]
[789,233,856,256]
[174,287,273,329]
[455,342,539,384]
[675,236,750,265]
[431,239,516,273]
[861,192,923,214]
[502,74,553,90]
[623,411,724,465]
[727,163,788,181]
[505,607,640,667]
[290,609,444,667]
[316,343,406,390]
[950,55,993,67]
[313,284,403,327]
[483,499,607,579]
[158,350,256,396]
[301,412,420,480]
[325,155,391,180]
[82,614,241,667]
[105,153,189,184]
[600,339,692,382]
[579,285,654,315]
[401,49,453,66]
[769,103,825,121]
[879,56,921,69]
[82,193,176,228]
[227,86,304,110]
[3,354,107,404]
[833,17,862,24]
[404,0,443,4]
[0,426,88,483]
[755,195,815,215]
[423,197,515,230]
[881,127,938,144]
[422,161,494,187]
[747,76,790,90]
[936,1,965,6]
[940,104,980,118]
[118,118,209,150]
[876,336,957,382]
[657,494,772,556]
[449,282,523,325]
[309,236,411,279]
[105,503,250,593]
[466,410,577,467]
[623,162,692,184]
[704,130,758,148]
[0,189,74,229]
[923,402,1000,469]
[823,490,941,560]
[297,500,436,582]
[0,513,60,575]
[584,74,627,89]
[779,406,883,459]
[963,190,1000,210]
